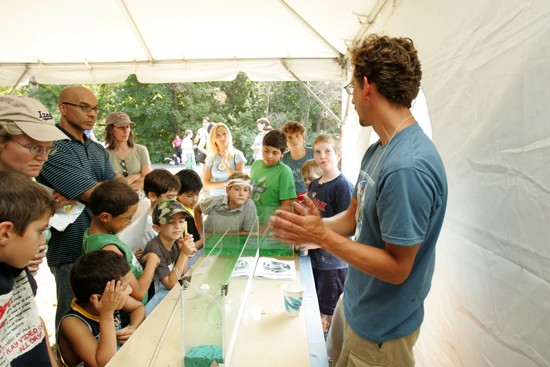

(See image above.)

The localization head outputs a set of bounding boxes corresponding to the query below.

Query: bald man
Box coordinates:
[37,86,115,331]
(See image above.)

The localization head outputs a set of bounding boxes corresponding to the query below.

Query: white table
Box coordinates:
[107,256,328,367]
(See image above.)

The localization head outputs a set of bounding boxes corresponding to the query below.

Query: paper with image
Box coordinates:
[254,257,296,280]
[230,256,257,278]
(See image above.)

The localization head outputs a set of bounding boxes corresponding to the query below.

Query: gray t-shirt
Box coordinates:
[143,236,179,292]
[200,195,257,233]
[107,143,151,177]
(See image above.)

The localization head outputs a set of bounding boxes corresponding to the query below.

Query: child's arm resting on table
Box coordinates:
[116,296,146,345]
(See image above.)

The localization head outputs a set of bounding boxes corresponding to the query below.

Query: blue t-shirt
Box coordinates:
[344,123,447,343]
[206,150,247,196]
[281,147,313,195]
[308,174,353,270]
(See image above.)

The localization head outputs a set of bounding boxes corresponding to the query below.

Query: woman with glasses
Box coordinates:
[0,95,69,366]
[0,95,71,269]
[0,96,68,178]
[104,112,152,198]
[0,95,74,268]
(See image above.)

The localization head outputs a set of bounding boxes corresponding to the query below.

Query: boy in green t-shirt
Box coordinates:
[84,180,160,306]
[250,130,296,224]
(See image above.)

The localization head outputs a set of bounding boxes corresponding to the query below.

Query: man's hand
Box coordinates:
[27,244,48,273]
[269,198,328,246]
[51,191,77,206]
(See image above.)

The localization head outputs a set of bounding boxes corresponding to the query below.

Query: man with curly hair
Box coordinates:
[270,34,448,366]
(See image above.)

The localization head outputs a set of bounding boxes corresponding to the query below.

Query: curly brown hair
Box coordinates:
[281,121,305,136]
[350,35,421,108]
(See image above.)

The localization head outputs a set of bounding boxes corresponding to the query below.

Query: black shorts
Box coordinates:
[312,267,347,316]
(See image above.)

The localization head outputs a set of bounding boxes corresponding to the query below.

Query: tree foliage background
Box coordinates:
[2,73,342,163]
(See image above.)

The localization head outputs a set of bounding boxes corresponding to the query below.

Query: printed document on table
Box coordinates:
[231,257,257,278]
[254,257,296,280]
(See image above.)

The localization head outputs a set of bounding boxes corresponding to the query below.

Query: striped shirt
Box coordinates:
[37,125,115,266]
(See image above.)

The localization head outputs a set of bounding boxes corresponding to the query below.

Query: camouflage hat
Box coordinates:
[152,199,186,225]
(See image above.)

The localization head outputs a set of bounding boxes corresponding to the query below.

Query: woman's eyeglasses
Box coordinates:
[120,160,128,177]
[10,138,57,156]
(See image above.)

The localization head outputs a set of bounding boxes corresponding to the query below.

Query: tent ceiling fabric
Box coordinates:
[0,0,379,85]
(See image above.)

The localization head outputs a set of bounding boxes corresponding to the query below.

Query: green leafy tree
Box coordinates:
[3,73,342,163]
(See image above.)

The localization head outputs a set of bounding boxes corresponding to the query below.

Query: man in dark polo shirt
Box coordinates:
[37,85,115,331]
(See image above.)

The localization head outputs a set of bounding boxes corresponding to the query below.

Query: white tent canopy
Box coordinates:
[2,0,549,366]
[0,0,382,85]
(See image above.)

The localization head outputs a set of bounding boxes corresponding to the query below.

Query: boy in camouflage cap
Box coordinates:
[142,199,196,309]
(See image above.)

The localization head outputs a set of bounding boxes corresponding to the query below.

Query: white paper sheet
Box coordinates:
[254,257,296,280]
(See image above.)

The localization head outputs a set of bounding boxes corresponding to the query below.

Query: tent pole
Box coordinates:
[354,0,392,42]
[282,61,341,125]
[118,0,155,62]
[8,66,30,95]
[279,0,343,58]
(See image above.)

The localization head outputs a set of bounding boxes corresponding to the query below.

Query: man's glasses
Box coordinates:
[344,81,354,95]
[120,160,129,177]
[62,102,99,113]
[10,138,57,156]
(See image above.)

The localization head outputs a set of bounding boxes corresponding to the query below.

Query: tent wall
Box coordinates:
[341,0,549,365]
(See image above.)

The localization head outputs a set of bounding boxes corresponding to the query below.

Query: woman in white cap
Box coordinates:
[0,95,71,272]
[104,111,151,197]
[0,95,68,177]
[0,94,67,366]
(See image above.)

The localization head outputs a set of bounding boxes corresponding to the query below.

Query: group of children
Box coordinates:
[0,121,351,366]
[247,122,354,337]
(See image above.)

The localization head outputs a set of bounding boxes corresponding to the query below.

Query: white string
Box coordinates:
[362,114,414,184]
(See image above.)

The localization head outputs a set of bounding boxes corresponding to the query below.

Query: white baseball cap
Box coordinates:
[0,95,68,141]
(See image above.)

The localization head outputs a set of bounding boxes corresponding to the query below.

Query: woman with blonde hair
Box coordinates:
[203,122,247,196]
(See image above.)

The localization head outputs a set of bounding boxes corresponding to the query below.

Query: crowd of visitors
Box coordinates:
[0,34,447,367]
